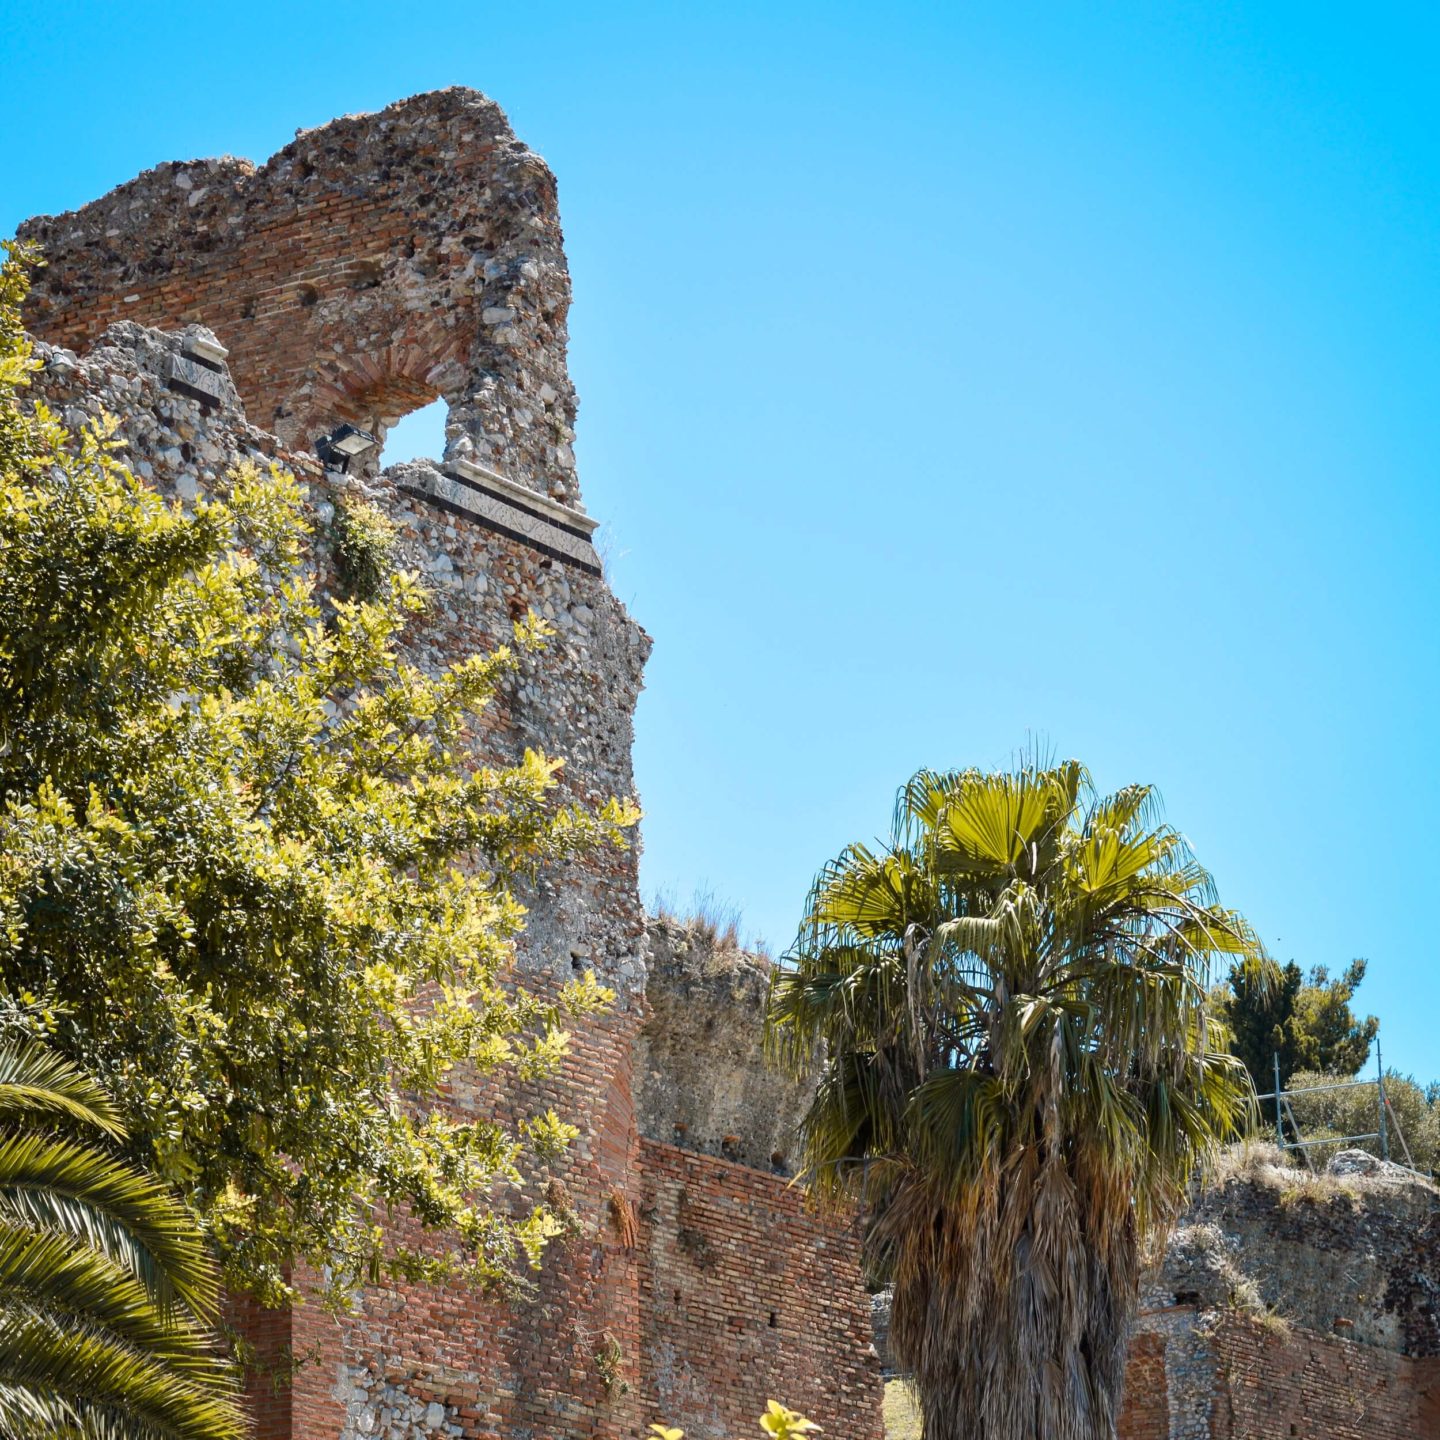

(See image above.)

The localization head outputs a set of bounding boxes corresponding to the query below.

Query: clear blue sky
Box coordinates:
[3,3,1437,1079]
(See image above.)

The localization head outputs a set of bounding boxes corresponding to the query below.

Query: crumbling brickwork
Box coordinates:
[634,920,816,1173]
[27,310,656,1440]
[18,89,884,1440]
[1117,1153,1440,1438]
[20,88,581,503]
[637,1141,882,1440]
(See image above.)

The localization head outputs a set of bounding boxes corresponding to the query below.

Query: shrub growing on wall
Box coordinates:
[0,243,639,1308]
[330,490,400,602]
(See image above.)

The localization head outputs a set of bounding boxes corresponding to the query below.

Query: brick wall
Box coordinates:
[284,991,650,1440]
[1207,1316,1436,1440]
[1118,1333,1168,1440]
[1117,1309,1440,1438]
[26,291,660,1440]
[20,88,584,505]
[637,1140,883,1440]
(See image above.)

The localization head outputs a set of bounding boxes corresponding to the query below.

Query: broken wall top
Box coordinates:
[19,87,583,506]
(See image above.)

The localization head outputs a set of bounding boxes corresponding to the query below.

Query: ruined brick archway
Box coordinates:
[20,88,583,504]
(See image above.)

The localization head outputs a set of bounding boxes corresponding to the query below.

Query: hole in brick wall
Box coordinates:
[768,1312,778,1329]
[379,396,447,469]
[350,259,383,291]
[297,285,319,308]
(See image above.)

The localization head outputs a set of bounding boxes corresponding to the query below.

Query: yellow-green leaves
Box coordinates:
[0,245,641,1308]
[329,490,396,601]
[760,1401,823,1437]
[646,1402,821,1440]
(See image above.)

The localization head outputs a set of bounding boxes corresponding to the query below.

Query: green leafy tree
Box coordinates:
[1223,958,1377,1089]
[1289,961,1378,1077]
[1223,960,1302,1090]
[0,243,639,1307]
[767,761,1261,1440]
[0,1036,244,1440]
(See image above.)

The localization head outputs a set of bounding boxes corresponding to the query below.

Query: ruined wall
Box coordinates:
[1117,1151,1440,1438]
[637,1141,882,1440]
[20,88,580,503]
[27,310,655,1440]
[635,920,816,1173]
[19,89,884,1440]
[633,917,1440,1438]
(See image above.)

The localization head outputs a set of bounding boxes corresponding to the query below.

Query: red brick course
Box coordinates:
[1207,1316,1437,1439]
[637,1141,883,1440]
[1118,1333,1169,1440]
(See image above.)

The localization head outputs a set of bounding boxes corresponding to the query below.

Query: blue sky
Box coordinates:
[3,3,1437,1080]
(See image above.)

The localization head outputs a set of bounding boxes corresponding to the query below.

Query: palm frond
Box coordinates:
[0,1040,241,1440]
[0,1133,213,1318]
[773,760,1260,1440]
[0,1044,124,1138]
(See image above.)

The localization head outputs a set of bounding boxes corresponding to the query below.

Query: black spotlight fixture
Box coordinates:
[315,423,378,474]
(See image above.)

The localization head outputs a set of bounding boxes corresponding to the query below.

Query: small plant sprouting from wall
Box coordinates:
[331,491,399,601]
[546,1178,584,1242]
[594,1331,627,1398]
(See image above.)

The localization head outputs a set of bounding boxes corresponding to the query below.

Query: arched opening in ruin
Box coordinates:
[319,375,453,478]
[379,396,448,470]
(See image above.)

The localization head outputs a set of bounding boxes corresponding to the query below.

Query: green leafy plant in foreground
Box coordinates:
[648,1400,821,1440]
[0,241,639,1308]
[768,760,1265,1440]
[0,1036,244,1440]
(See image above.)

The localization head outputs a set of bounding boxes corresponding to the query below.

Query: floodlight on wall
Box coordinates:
[315,423,378,474]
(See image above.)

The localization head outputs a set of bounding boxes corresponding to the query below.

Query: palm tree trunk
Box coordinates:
[887,1183,1138,1440]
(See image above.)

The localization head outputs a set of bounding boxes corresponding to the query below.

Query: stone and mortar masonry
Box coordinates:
[19,87,884,1440]
[1115,1155,1440,1438]
[20,88,583,503]
[634,920,816,1175]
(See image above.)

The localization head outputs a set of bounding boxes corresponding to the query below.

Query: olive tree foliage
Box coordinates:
[1284,1069,1440,1172]
[0,244,639,1307]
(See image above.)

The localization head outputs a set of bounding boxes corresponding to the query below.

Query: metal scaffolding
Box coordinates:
[1253,1038,1429,1177]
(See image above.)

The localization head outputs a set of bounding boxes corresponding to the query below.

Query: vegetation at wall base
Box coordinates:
[0,241,640,1308]
[881,1380,922,1440]
[768,759,1265,1440]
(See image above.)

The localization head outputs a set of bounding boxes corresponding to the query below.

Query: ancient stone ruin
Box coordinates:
[17,87,1440,1440]
[18,88,879,1440]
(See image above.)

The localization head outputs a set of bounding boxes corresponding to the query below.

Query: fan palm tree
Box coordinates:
[767,760,1261,1440]
[0,1038,244,1440]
